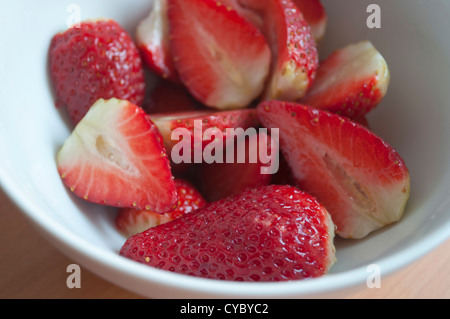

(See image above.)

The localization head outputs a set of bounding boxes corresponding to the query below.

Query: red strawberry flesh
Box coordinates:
[167,0,271,109]
[151,109,260,155]
[293,0,327,42]
[49,19,146,124]
[120,185,336,281]
[257,101,410,238]
[136,0,179,82]
[144,80,203,114]
[197,130,274,202]
[300,41,390,119]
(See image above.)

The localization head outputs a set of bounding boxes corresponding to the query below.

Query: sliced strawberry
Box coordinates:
[293,0,327,42]
[300,41,390,119]
[115,179,207,237]
[136,0,179,82]
[49,19,146,125]
[270,153,296,186]
[57,98,177,213]
[223,0,318,101]
[258,101,410,239]
[151,109,260,155]
[143,80,203,114]
[120,185,336,281]
[353,115,370,128]
[196,130,275,202]
[167,0,271,109]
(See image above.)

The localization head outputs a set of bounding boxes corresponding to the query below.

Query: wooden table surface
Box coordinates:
[1,187,449,299]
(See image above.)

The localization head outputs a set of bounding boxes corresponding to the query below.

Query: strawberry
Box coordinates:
[257,101,410,239]
[293,0,327,42]
[223,0,318,101]
[300,41,390,119]
[115,179,207,237]
[196,131,274,202]
[167,0,271,110]
[120,185,336,281]
[270,153,296,186]
[49,19,146,125]
[151,109,260,156]
[143,80,202,114]
[136,0,179,82]
[223,0,327,43]
[57,98,177,213]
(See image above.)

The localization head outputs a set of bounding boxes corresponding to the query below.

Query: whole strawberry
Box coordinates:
[120,185,336,281]
[49,19,146,124]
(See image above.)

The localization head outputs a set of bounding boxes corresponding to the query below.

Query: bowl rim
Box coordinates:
[2,165,450,298]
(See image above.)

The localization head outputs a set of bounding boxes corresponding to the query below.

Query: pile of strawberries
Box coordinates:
[49,0,410,282]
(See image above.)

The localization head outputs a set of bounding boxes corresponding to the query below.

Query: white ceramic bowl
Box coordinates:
[1,0,450,298]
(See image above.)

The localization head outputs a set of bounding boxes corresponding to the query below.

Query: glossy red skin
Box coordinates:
[49,20,146,125]
[196,132,273,202]
[257,101,410,236]
[153,109,261,152]
[115,179,207,237]
[57,101,177,213]
[120,185,334,281]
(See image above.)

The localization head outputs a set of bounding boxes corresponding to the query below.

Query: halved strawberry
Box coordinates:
[300,41,390,119]
[196,130,275,202]
[151,109,260,156]
[223,0,318,101]
[167,0,271,109]
[258,101,410,239]
[115,178,207,237]
[143,80,203,114]
[293,0,327,42]
[57,98,177,213]
[136,0,178,82]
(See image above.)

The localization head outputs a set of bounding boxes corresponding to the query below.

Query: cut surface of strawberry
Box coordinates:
[300,41,390,119]
[49,19,146,125]
[136,0,179,82]
[120,185,336,281]
[196,130,275,202]
[258,101,410,239]
[293,0,327,42]
[151,109,260,157]
[167,0,271,109]
[115,179,207,237]
[225,0,318,101]
[57,98,177,213]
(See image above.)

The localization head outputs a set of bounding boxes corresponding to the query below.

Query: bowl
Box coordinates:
[1,0,450,298]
